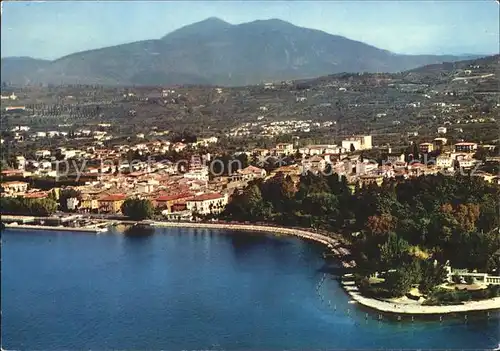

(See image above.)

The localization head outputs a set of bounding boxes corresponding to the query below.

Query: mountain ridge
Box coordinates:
[0,17,484,87]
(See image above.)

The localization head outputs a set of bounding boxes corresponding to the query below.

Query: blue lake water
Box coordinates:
[2,227,499,350]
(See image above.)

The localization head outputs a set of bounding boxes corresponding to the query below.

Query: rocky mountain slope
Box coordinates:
[1,18,478,87]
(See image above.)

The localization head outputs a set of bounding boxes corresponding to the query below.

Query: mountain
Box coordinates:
[0,18,480,87]
[408,54,499,74]
[1,57,51,85]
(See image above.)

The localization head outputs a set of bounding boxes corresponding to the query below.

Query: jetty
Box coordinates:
[4,223,108,234]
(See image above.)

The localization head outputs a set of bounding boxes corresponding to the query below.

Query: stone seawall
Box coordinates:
[5,224,106,233]
[152,221,339,248]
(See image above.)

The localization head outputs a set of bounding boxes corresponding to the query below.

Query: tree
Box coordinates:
[0,197,57,216]
[419,260,447,294]
[385,269,413,297]
[366,214,396,236]
[303,193,339,228]
[263,172,295,213]
[379,233,411,269]
[454,203,480,233]
[235,153,249,170]
[413,142,420,157]
[121,198,154,221]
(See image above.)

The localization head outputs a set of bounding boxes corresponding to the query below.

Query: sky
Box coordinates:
[1,0,499,60]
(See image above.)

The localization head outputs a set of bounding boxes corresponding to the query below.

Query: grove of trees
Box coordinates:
[0,197,58,217]
[221,171,500,297]
[121,198,154,221]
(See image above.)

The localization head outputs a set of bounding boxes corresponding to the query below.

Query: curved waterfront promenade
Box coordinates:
[342,280,500,314]
[152,221,340,248]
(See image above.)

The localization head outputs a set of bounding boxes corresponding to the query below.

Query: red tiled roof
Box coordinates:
[23,192,48,199]
[1,169,23,175]
[155,193,193,202]
[2,181,28,186]
[189,193,224,202]
[99,194,127,201]
[239,165,264,175]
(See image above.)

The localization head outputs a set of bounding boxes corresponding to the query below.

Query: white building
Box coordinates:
[0,93,17,100]
[301,155,327,173]
[184,166,209,182]
[1,181,28,195]
[275,143,294,156]
[67,197,80,211]
[15,156,26,170]
[47,131,60,138]
[341,135,372,151]
[195,137,218,147]
[11,126,30,132]
[299,144,344,156]
[35,149,51,158]
[135,180,156,194]
[162,210,193,222]
[454,142,478,153]
[237,166,267,181]
[356,160,378,175]
[436,155,454,169]
[437,127,447,134]
[457,158,478,169]
[386,153,405,164]
[63,149,77,159]
[186,193,229,216]
[39,160,52,170]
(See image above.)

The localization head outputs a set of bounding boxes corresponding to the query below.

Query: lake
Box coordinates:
[2,227,499,349]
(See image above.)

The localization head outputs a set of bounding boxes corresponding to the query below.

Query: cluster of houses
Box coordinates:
[1,151,267,220]
[1,132,498,220]
[228,119,335,137]
[418,139,494,172]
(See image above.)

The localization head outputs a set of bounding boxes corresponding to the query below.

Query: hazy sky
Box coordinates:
[1,0,498,60]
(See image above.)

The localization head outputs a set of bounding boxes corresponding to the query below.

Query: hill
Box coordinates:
[0,18,480,87]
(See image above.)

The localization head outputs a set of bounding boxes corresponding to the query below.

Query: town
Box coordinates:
[1,53,499,313]
[2,2,500,349]
[1,54,499,225]
[1,128,498,223]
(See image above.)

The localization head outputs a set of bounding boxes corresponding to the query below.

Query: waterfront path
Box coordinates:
[152,221,341,248]
[4,223,107,233]
[342,278,500,314]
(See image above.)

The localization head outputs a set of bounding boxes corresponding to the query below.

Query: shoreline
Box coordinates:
[151,221,341,247]
[341,278,500,315]
[4,220,500,315]
[4,223,107,233]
